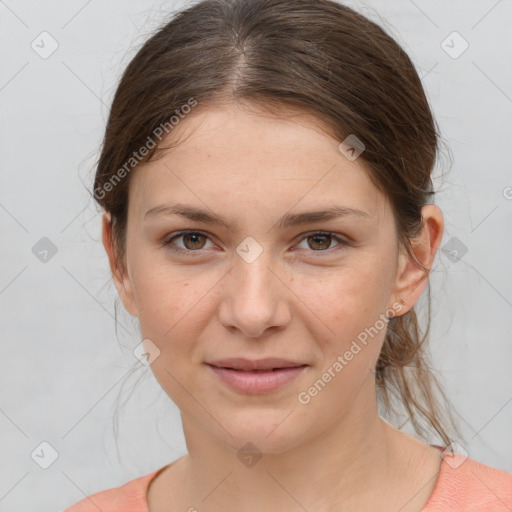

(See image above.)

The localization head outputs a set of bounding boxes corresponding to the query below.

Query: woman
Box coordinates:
[64,0,512,510]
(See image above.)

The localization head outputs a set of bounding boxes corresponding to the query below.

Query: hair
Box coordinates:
[93,0,462,449]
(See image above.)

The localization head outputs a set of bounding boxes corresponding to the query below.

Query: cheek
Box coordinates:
[310,258,393,326]
[304,258,394,369]
[132,269,206,405]
[296,271,391,409]
[129,259,200,347]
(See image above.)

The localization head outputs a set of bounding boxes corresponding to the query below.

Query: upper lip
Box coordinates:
[207,357,308,371]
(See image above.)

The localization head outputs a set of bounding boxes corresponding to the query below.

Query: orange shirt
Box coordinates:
[62,451,512,511]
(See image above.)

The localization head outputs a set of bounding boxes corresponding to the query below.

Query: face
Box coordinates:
[104,102,438,454]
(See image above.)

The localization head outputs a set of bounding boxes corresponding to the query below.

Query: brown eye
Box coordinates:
[307,233,333,251]
[163,231,214,254]
[181,232,207,250]
[295,231,346,256]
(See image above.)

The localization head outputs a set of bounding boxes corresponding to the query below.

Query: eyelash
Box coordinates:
[161,230,347,257]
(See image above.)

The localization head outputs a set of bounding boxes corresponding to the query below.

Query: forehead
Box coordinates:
[128,102,388,222]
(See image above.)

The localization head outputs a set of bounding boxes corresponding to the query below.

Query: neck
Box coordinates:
[178,377,399,512]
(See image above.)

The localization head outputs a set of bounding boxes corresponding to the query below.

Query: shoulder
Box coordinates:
[423,453,512,511]
[61,469,159,512]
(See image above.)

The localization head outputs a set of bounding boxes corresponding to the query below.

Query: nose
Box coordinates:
[218,249,292,338]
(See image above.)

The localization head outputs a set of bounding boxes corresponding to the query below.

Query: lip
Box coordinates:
[205,358,309,394]
[207,357,307,371]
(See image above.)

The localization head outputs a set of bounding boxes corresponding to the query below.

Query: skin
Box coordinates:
[102,102,445,512]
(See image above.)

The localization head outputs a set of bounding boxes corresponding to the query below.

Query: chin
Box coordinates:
[213,412,311,456]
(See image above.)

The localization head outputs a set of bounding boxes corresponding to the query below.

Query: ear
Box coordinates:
[391,204,444,316]
[101,212,139,317]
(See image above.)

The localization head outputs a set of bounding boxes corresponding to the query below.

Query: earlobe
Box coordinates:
[391,204,444,315]
[101,212,139,318]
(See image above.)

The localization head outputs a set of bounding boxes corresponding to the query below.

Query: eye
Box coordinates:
[295,231,345,254]
[161,230,347,256]
[162,230,214,254]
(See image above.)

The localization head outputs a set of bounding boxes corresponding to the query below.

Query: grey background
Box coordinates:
[1,1,511,511]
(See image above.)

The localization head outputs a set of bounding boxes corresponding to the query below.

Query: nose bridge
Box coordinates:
[219,236,289,336]
[233,236,277,299]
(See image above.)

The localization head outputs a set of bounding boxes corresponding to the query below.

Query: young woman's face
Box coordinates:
[107,103,423,454]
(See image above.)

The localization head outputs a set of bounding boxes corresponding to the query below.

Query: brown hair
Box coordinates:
[94,0,461,448]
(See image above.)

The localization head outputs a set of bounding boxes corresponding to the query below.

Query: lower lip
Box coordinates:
[206,364,308,394]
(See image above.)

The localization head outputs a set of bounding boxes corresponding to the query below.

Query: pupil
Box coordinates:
[185,233,204,249]
[311,234,330,250]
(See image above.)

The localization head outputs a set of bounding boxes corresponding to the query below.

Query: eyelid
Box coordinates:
[293,230,346,252]
[162,229,217,252]
[162,229,348,256]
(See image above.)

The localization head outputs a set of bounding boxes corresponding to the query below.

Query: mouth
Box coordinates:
[205,358,309,394]
[206,357,308,372]
[210,367,306,372]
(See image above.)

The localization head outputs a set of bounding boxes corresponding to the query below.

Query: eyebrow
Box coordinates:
[144,203,370,231]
